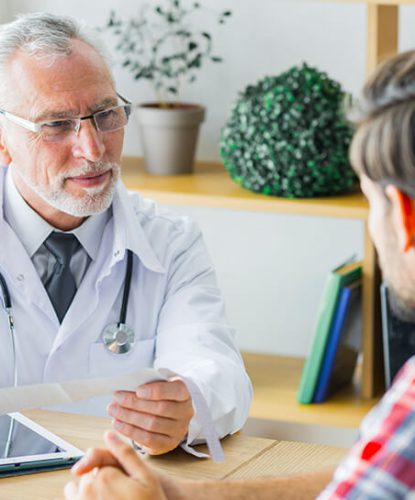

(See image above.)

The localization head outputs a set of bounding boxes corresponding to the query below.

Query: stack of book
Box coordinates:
[297,259,362,404]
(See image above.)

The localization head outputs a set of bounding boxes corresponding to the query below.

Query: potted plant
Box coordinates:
[220,64,356,197]
[105,1,231,175]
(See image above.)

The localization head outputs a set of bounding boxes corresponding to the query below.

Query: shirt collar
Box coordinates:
[3,165,109,259]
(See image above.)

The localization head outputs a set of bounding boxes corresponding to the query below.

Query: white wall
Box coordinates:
[5,1,415,356]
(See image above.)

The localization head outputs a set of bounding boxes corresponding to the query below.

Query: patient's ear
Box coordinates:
[0,128,12,166]
[385,185,415,252]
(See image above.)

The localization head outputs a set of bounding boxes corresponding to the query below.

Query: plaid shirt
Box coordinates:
[318,357,415,499]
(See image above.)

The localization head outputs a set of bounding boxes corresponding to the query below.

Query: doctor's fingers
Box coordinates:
[136,379,191,401]
[110,407,189,440]
[111,392,194,420]
[111,418,186,454]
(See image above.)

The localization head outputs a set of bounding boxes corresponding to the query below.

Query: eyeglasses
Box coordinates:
[0,93,132,144]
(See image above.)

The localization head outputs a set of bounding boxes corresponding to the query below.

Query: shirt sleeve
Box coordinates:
[153,217,253,444]
[318,357,415,499]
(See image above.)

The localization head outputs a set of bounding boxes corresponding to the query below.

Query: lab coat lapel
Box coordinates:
[112,183,165,274]
[0,219,57,322]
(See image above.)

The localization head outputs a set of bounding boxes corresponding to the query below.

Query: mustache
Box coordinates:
[62,161,120,179]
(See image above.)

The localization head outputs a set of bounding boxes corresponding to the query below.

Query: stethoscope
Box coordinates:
[101,249,135,355]
[0,248,136,381]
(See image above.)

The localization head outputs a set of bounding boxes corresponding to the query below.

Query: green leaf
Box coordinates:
[211,56,222,63]
[201,32,211,40]
[187,53,201,69]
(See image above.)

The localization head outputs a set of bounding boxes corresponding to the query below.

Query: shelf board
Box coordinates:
[121,157,368,220]
[319,0,415,5]
[242,352,379,429]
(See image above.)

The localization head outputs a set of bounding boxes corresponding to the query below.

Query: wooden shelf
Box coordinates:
[243,352,378,429]
[322,0,415,5]
[121,157,368,219]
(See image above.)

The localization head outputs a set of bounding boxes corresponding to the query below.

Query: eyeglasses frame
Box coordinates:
[0,92,132,137]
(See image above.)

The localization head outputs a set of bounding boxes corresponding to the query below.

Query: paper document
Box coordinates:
[0,367,225,463]
[0,367,169,415]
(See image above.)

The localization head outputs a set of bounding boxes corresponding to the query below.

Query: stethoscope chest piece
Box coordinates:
[102,323,135,354]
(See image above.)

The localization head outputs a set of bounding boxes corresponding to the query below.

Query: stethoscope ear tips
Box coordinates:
[102,323,135,354]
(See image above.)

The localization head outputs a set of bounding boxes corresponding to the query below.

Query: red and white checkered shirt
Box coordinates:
[318,357,415,499]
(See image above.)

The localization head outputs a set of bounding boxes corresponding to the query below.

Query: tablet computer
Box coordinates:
[0,412,84,477]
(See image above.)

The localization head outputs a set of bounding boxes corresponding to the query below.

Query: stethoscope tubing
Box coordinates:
[119,250,133,326]
[0,271,11,309]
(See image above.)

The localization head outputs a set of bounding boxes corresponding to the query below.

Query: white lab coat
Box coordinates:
[0,167,252,443]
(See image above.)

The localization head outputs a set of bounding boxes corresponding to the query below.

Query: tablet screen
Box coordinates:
[0,412,83,476]
[0,414,63,458]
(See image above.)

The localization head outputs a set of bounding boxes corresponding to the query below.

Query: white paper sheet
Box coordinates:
[0,367,168,415]
[0,367,225,462]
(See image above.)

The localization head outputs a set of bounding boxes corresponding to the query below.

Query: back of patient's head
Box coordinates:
[0,12,112,106]
[350,50,415,195]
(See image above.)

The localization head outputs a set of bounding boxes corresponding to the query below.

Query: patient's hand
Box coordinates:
[64,431,167,500]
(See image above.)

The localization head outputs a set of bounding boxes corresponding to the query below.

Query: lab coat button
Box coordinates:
[16,274,24,281]
[114,250,120,257]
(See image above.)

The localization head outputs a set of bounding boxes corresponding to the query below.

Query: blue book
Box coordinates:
[313,280,362,403]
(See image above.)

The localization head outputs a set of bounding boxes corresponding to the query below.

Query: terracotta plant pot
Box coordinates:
[136,102,205,175]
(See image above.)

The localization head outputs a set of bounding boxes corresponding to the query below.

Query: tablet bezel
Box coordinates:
[0,412,84,473]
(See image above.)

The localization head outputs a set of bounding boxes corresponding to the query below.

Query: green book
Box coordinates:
[297,259,362,404]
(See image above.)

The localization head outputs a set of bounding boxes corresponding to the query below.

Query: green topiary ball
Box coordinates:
[220,63,356,198]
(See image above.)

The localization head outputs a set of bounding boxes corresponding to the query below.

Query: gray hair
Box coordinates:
[0,12,113,105]
[349,50,415,196]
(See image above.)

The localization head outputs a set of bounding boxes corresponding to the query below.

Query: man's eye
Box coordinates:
[43,120,74,130]
[98,109,116,119]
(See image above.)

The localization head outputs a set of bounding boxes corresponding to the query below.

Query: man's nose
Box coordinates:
[72,119,105,161]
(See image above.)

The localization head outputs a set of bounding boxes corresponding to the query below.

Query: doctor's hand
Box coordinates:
[107,379,194,454]
[63,431,168,500]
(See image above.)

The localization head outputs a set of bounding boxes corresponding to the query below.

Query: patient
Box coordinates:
[64,49,415,499]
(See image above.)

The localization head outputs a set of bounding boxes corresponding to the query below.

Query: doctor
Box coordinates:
[0,12,252,455]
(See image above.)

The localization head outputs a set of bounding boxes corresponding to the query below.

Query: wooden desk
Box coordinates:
[0,410,346,500]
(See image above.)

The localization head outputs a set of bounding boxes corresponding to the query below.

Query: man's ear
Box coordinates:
[385,185,415,252]
[0,128,12,166]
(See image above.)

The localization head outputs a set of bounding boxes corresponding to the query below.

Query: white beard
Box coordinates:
[14,161,121,217]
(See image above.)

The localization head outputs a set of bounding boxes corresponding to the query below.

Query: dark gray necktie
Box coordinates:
[44,232,80,322]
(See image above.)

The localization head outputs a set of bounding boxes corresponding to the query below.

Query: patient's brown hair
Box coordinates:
[350,50,415,196]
